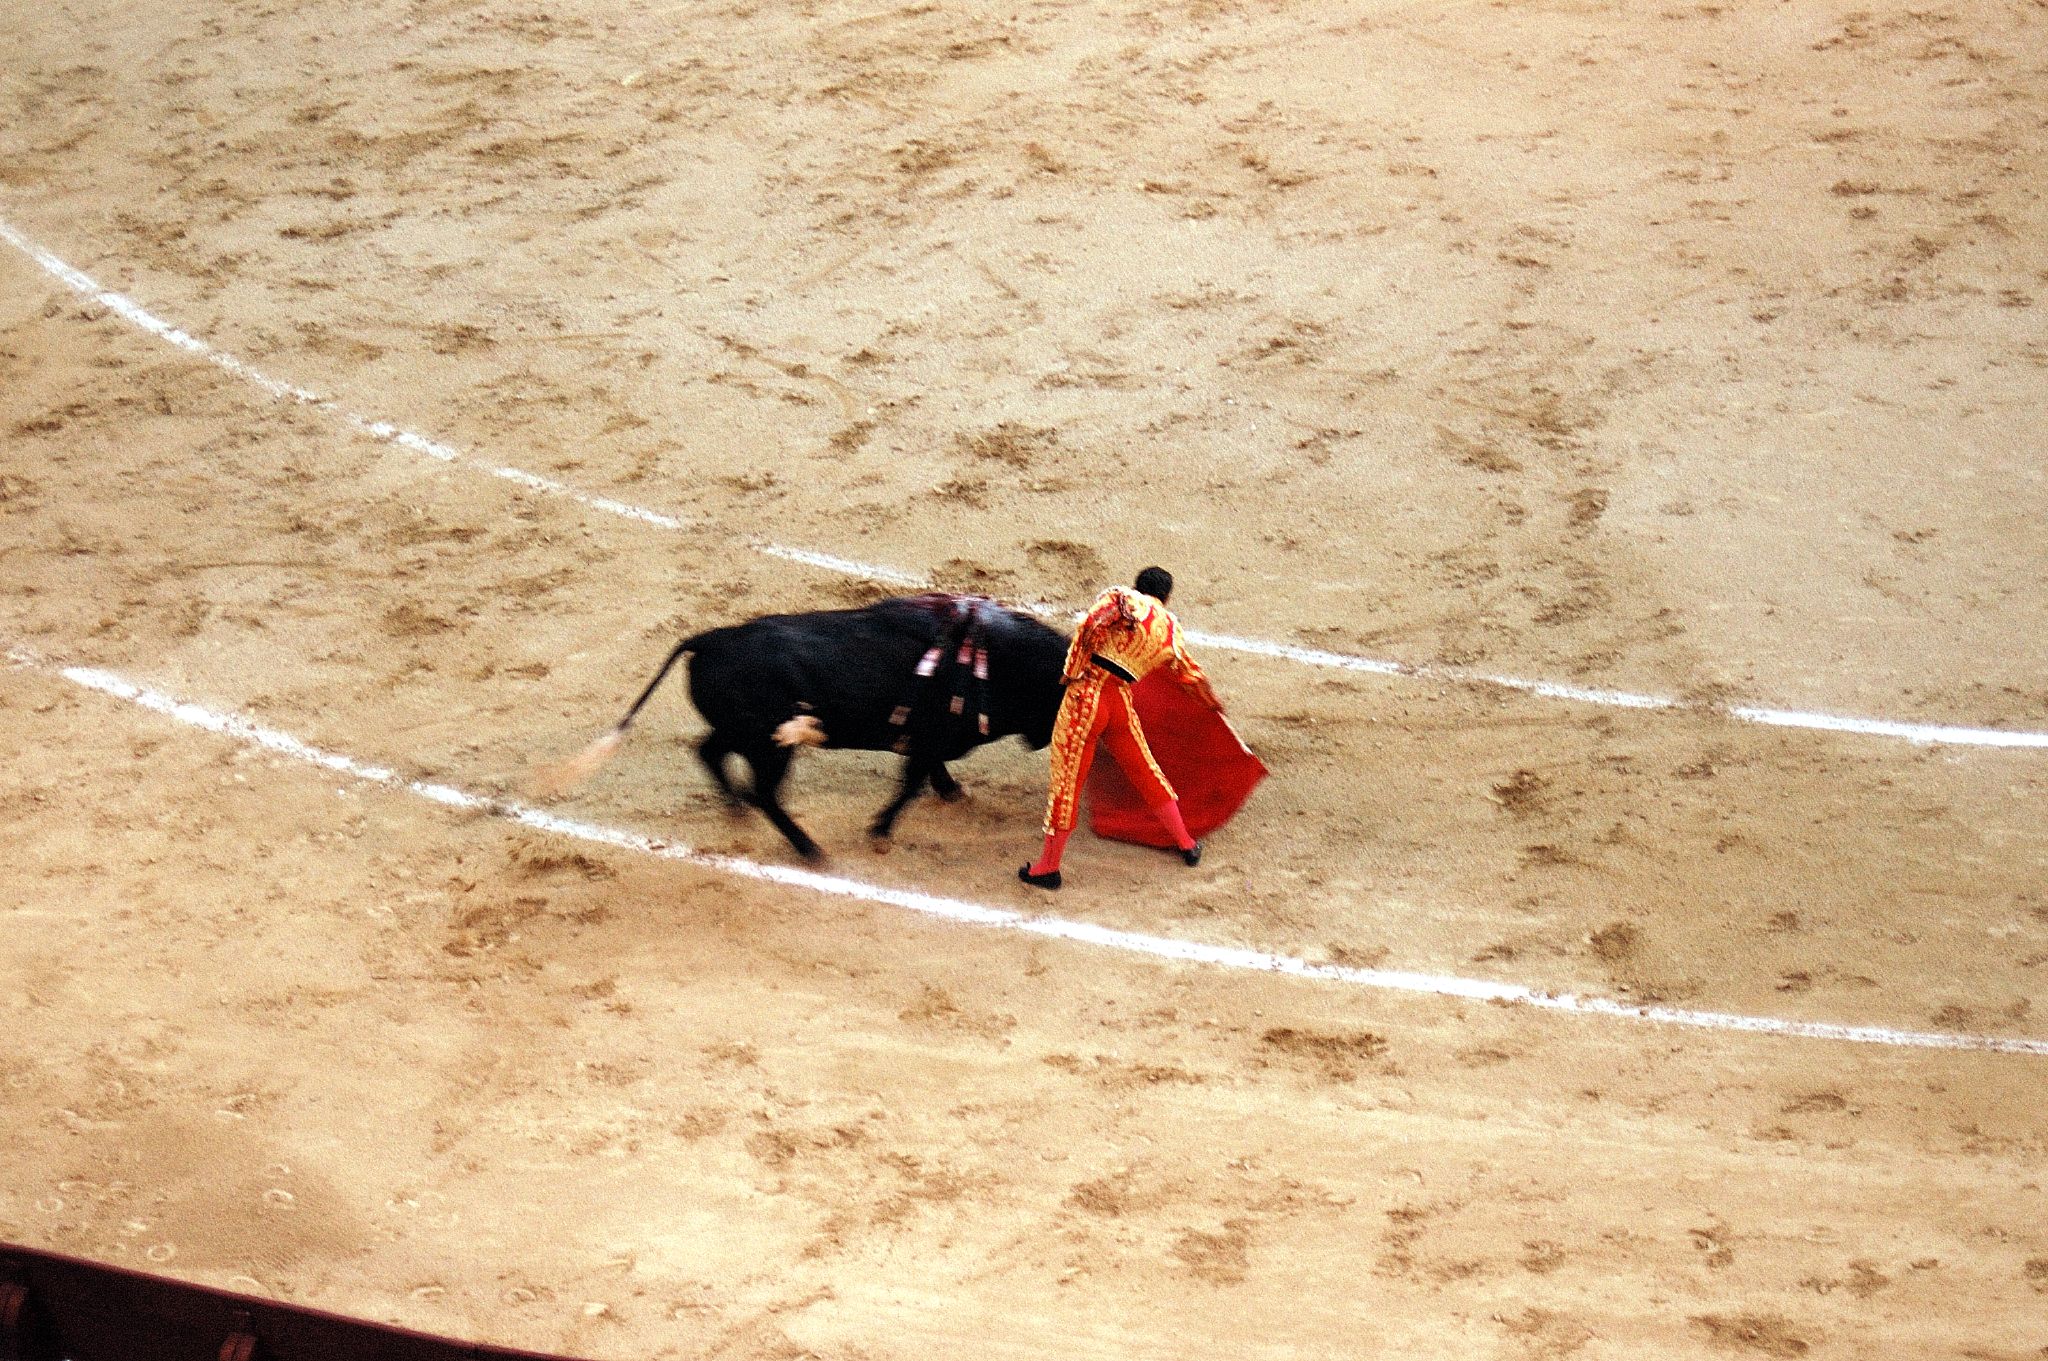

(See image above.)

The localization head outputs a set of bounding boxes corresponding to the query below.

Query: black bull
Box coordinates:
[542,596,1070,861]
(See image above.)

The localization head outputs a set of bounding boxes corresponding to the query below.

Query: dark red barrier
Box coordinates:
[0,1243,589,1361]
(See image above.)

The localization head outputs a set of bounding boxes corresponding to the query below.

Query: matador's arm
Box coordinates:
[1061,590,1136,685]
[1057,626,1093,686]
[1168,627,1223,711]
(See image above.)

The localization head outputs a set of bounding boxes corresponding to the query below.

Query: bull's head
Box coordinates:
[1019,698,1059,750]
[1007,613,1069,750]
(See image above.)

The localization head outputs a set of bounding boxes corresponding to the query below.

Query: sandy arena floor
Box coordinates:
[3,0,2046,1356]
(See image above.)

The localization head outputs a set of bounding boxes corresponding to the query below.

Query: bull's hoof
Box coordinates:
[797,845,827,866]
[1018,864,1062,890]
[936,785,969,804]
[869,836,893,856]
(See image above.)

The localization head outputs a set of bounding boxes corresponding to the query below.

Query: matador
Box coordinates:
[1019,566,1220,890]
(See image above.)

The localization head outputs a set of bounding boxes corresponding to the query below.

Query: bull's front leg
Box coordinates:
[869,751,939,842]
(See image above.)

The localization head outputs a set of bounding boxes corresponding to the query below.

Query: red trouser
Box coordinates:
[1042,673,1175,835]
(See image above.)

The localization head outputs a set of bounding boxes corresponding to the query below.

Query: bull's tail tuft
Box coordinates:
[529,726,626,798]
[529,633,702,799]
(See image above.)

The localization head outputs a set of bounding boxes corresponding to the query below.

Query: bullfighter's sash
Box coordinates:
[1088,671,1267,846]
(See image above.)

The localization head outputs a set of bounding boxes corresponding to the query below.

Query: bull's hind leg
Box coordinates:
[739,742,824,864]
[696,731,745,814]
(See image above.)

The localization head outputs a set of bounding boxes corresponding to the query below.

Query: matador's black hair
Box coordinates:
[1134,566,1173,601]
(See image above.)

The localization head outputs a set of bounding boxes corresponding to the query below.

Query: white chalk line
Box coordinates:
[8,646,2043,1057]
[5,214,2046,751]
[0,219,690,534]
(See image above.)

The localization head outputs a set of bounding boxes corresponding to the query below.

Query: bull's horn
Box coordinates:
[529,727,625,798]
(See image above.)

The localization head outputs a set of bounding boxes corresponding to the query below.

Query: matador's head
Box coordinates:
[1134,566,1173,603]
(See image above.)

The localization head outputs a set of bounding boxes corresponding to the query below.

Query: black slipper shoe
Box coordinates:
[1018,864,1062,890]
[1180,841,1203,867]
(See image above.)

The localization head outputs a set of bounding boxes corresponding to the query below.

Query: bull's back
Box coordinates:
[684,602,938,746]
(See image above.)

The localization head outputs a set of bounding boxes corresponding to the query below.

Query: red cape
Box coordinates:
[1088,672,1268,846]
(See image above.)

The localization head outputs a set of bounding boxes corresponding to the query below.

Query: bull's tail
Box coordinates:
[529,635,700,797]
[529,727,626,798]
